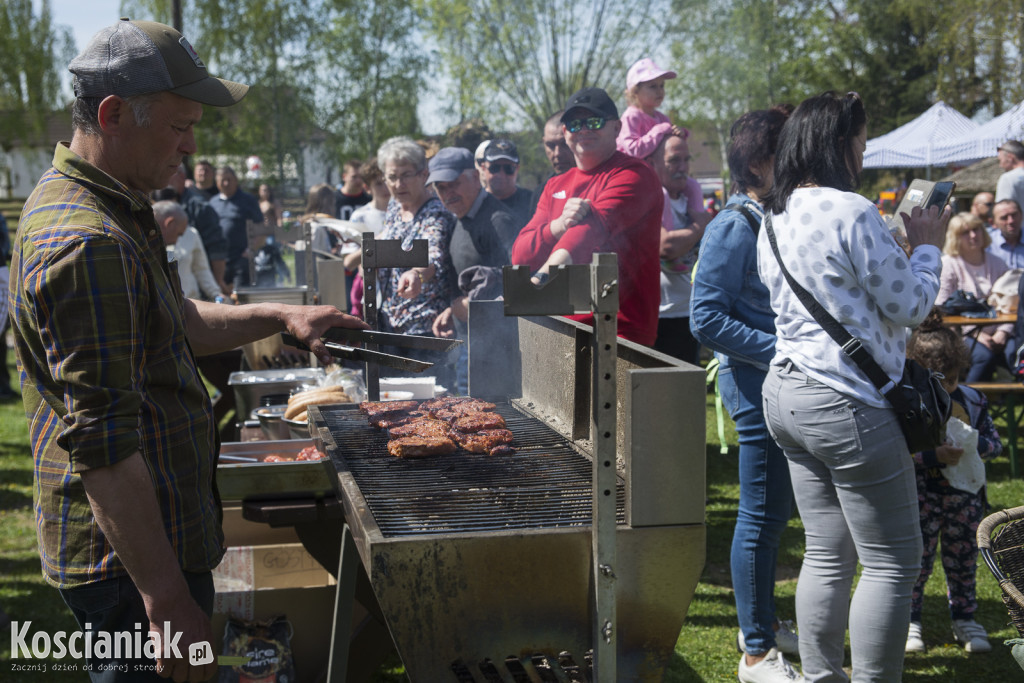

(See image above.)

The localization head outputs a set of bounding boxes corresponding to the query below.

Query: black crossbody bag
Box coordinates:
[764,212,951,453]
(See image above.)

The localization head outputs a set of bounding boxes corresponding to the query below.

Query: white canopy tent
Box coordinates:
[863,101,977,169]
[929,100,1024,165]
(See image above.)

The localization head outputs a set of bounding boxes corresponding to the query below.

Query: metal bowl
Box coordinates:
[283,415,310,440]
[254,404,291,441]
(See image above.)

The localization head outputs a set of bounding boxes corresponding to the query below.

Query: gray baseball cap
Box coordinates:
[427,147,475,184]
[69,18,248,106]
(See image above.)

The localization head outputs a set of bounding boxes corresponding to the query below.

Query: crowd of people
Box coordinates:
[3,15,1021,683]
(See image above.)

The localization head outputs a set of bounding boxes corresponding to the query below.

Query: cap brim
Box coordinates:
[561,105,603,122]
[170,76,249,107]
[485,154,517,163]
[426,168,462,185]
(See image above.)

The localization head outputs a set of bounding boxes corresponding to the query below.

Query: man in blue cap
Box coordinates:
[427,147,517,392]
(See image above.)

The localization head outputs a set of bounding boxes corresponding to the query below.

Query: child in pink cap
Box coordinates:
[617,57,689,159]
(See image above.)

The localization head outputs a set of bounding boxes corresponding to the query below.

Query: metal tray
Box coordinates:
[217,439,335,501]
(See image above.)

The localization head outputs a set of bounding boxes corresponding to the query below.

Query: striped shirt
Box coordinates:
[9,143,223,589]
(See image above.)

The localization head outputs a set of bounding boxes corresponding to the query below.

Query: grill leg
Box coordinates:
[327,524,359,683]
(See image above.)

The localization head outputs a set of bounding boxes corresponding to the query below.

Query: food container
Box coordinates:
[217,439,335,501]
[380,390,415,401]
[229,368,325,422]
[284,415,310,439]
[254,404,290,441]
[379,376,436,399]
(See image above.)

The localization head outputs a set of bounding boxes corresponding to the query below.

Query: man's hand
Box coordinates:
[552,198,591,239]
[279,304,369,365]
[148,599,217,682]
[432,307,455,338]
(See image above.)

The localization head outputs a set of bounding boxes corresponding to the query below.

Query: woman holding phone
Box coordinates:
[758,91,950,682]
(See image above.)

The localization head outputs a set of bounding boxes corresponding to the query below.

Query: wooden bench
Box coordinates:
[967,382,1024,477]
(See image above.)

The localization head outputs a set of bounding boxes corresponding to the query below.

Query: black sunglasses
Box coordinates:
[566,116,607,133]
[487,163,516,175]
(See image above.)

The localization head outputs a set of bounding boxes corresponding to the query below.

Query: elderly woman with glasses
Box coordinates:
[374,136,456,384]
[757,92,950,682]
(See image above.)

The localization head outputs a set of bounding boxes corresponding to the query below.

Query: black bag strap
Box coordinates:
[764,212,896,394]
[724,202,763,235]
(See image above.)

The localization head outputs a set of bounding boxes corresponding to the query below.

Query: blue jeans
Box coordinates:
[719,361,794,656]
[763,363,921,683]
[59,572,215,683]
[965,335,1015,383]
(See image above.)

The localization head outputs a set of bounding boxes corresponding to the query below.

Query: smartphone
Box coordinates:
[925,181,956,210]
[887,179,956,252]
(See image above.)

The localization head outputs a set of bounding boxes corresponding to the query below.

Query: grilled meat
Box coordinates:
[431,402,499,421]
[387,435,457,458]
[360,400,420,418]
[388,417,451,439]
[487,444,516,456]
[450,428,514,454]
[418,396,467,411]
[452,412,506,432]
[371,411,425,429]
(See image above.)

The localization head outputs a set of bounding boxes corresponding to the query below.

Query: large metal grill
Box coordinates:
[317,402,626,537]
[299,260,708,682]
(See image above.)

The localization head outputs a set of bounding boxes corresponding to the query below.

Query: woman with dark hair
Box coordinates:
[757,92,950,682]
[690,105,801,683]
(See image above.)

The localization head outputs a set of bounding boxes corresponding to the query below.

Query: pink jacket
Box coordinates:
[616,106,673,159]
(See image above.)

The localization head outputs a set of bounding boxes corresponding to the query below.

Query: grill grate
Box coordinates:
[317,403,625,537]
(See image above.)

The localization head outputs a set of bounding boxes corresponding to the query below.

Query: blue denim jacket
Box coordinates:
[690,195,777,370]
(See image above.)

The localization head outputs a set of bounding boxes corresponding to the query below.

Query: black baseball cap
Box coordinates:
[560,87,619,123]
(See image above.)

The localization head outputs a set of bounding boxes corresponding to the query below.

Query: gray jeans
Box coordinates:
[762,362,922,683]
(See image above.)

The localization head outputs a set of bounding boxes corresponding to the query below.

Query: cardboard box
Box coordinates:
[221,504,302,547]
[212,543,338,683]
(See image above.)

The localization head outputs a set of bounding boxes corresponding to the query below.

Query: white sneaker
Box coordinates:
[905,621,926,653]
[738,620,800,656]
[737,648,804,683]
[952,619,992,653]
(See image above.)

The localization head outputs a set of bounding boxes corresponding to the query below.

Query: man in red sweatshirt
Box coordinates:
[511,87,663,345]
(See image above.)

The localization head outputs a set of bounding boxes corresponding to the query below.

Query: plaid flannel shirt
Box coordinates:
[9,143,223,588]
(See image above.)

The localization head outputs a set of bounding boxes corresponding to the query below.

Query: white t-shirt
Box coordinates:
[659,192,700,318]
[351,203,386,235]
[756,187,942,408]
[168,226,221,300]
[996,166,1024,209]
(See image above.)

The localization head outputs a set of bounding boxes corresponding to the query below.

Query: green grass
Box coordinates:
[2,345,1024,681]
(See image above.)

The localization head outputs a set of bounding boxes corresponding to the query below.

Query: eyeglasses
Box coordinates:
[385,170,421,185]
[565,116,607,133]
[487,163,516,175]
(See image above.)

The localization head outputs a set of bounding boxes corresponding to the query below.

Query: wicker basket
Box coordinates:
[978,505,1024,637]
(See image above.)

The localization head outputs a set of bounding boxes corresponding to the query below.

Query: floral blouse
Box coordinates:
[376,196,455,335]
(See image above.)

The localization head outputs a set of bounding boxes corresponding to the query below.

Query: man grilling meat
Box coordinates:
[510,87,664,346]
[8,19,368,682]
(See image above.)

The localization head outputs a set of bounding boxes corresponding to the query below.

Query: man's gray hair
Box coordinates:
[152,200,187,224]
[377,136,427,172]
[71,93,157,136]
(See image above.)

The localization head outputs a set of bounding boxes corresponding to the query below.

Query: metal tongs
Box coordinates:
[280,329,462,373]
